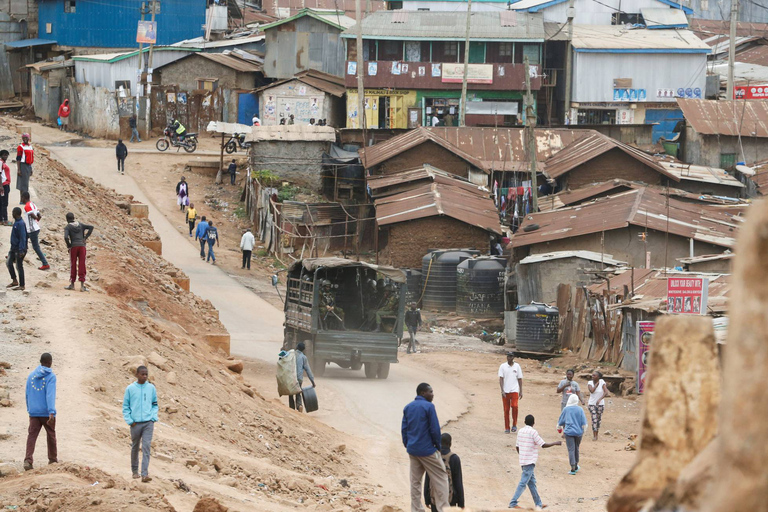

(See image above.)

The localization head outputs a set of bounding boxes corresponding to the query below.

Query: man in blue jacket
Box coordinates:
[24,352,57,470]
[123,365,158,482]
[7,206,27,290]
[402,383,450,512]
[194,215,209,260]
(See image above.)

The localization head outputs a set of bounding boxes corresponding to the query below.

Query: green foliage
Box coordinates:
[251,169,280,186]
[277,185,300,202]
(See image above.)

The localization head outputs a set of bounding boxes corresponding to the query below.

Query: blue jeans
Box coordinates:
[29,230,48,266]
[199,239,206,258]
[509,464,542,508]
[130,127,141,142]
[207,239,216,261]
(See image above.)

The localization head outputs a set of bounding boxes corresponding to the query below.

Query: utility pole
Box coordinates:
[145,0,158,137]
[355,0,365,132]
[524,56,538,212]
[459,0,473,127]
[727,0,739,100]
[563,0,575,123]
[137,3,148,138]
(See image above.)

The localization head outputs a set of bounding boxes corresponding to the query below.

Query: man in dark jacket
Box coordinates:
[405,302,422,354]
[6,206,27,290]
[228,159,237,185]
[64,212,94,292]
[424,433,464,511]
[402,383,450,512]
[116,139,128,175]
[129,115,141,143]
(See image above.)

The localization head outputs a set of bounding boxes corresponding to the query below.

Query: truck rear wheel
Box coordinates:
[376,362,390,379]
[350,361,363,371]
[364,363,377,379]
[313,357,326,377]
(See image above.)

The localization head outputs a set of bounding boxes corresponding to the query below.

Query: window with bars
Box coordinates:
[499,42,513,57]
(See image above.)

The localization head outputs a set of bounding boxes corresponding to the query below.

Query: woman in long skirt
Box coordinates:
[175,176,189,213]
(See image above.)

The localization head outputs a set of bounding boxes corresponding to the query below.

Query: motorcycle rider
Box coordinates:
[170,119,187,143]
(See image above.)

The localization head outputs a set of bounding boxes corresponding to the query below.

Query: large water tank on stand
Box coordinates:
[422,249,480,312]
[404,268,422,305]
[515,303,560,352]
[456,257,506,318]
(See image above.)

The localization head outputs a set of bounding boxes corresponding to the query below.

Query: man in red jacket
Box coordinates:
[15,133,33,206]
[58,99,70,131]
[0,149,10,225]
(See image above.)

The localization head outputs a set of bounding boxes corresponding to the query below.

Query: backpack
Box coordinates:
[430,451,454,505]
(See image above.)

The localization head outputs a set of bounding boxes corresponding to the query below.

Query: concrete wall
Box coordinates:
[249,140,330,191]
[158,55,257,91]
[259,80,330,126]
[515,257,606,305]
[63,79,120,139]
[686,259,732,274]
[682,128,768,169]
[379,216,490,268]
[371,140,474,180]
[521,225,727,269]
[559,148,665,190]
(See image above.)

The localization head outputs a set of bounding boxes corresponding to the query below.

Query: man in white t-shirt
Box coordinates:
[21,191,49,270]
[498,352,524,433]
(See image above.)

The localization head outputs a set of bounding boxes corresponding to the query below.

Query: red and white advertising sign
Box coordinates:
[667,277,708,315]
[734,85,768,99]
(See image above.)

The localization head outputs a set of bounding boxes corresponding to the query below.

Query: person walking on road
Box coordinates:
[405,302,422,354]
[557,394,587,475]
[122,365,158,483]
[289,342,316,412]
[195,216,209,260]
[57,99,71,131]
[1,149,10,225]
[240,228,255,269]
[129,115,141,143]
[7,207,27,290]
[176,176,189,213]
[205,220,219,264]
[587,371,609,441]
[23,352,57,471]
[228,160,237,186]
[557,369,584,411]
[508,414,561,509]
[15,133,34,205]
[186,202,197,237]
[402,382,450,512]
[499,352,523,433]
[424,432,464,512]
[21,191,50,270]
[116,139,128,175]
[64,212,93,292]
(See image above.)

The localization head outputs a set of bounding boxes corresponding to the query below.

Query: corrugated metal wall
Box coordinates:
[151,85,222,136]
[37,0,206,48]
[691,0,768,23]
[572,52,706,103]
[75,50,194,95]
[264,17,346,79]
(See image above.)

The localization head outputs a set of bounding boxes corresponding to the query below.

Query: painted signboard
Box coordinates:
[442,63,493,84]
[637,320,655,394]
[667,277,709,315]
[136,21,157,44]
[734,85,768,99]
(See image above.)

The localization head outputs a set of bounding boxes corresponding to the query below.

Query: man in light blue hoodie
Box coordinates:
[123,365,158,482]
[24,352,57,470]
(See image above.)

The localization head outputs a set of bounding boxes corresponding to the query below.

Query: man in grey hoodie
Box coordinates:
[63,212,93,292]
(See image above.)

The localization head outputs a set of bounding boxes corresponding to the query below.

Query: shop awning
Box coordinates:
[5,39,57,49]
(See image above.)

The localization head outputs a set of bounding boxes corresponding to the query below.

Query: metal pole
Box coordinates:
[355,0,365,132]
[459,0,473,127]
[563,0,575,123]
[524,56,538,212]
[146,0,157,137]
[727,0,738,100]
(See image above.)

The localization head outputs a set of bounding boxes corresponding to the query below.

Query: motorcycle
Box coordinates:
[156,126,198,153]
[224,132,250,154]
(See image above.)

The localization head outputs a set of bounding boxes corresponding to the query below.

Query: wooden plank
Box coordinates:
[573,289,588,354]
[557,284,573,350]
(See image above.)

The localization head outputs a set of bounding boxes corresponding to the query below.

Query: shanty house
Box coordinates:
[156,52,265,92]
[341,11,545,129]
[257,70,346,127]
[677,98,768,169]
[372,168,502,268]
[511,187,738,268]
[261,9,355,79]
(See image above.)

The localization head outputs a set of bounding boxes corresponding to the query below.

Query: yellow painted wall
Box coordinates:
[347,89,418,129]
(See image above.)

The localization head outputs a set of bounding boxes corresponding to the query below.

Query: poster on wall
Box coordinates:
[368,62,377,76]
[347,61,357,75]
[431,64,441,77]
[136,21,157,44]
[637,321,655,394]
[418,66,425,77]
[667,277,708,314]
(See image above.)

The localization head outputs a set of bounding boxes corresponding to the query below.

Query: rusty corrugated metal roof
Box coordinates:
[538,179,637,212]
[658,161,745,188]
[197,52,263,73]
[512,187,740,249]
[543,132,679,182]
[360,126,591,172]
[678,98,768,137]
[375,182,502,234]
[367,165,487,198]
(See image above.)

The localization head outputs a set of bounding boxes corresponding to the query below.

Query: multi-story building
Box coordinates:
[341,10,545,129]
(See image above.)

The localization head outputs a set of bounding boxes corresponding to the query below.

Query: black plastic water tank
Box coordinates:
[515,303,559,352]
[456,257,506,318]
[404,268,422,305]
[422,249,480,312]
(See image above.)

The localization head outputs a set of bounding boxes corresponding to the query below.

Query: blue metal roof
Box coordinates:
[5,39,57,49]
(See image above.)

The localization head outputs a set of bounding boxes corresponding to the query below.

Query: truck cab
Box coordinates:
[281,258,406,379]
